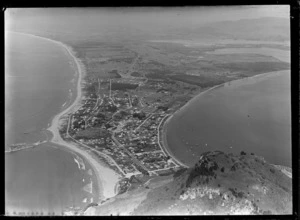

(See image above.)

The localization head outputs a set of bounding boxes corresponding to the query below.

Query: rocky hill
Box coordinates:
[85,151,292,215]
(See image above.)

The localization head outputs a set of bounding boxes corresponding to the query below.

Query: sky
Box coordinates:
[5,6,290,42]
[5,6,289,26]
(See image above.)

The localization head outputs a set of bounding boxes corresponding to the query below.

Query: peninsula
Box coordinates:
[5,7,292,216]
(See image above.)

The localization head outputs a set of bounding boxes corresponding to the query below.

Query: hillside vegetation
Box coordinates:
[86,150,292,215]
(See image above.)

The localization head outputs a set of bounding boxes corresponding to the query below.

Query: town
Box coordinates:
[58,73,198,193]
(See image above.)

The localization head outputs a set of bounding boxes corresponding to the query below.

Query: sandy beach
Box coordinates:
[46,39,121,200]
[161,115,189,168]
[11,32,121,201]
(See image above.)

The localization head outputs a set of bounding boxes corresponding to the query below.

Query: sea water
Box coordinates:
[166,70,291,167]
[5,32,98,215]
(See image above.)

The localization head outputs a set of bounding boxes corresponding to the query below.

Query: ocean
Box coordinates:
[166,70,291,167]
[5,32,98,215]
[5,32,76,147]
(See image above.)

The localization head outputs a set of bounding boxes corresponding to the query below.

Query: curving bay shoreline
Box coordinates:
[7,31,291,205]
[9,31,121,201]
[161,70,291,167]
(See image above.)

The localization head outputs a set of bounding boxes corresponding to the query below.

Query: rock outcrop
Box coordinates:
[89,151,292,215]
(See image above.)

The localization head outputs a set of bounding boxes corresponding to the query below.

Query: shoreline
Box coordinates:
[161,115,187,167]
[159,115,189,168]
[160,83,227,168]
[7,31,290,199]
[169,70,287,119]
[160,70,290,168]
[9,31,121,201]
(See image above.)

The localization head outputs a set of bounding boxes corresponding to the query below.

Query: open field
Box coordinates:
[65,36,290,92]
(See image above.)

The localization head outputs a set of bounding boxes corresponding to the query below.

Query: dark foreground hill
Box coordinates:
[85,151,292,215]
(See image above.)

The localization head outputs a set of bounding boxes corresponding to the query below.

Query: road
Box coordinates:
[85,79,102,127]
[127,93,132,108]
[134,113,153,132]
[111,133,149,172]
[110,97,117,106]
[65,74,189,180]
[92,79,101,111]
[66,114,126,175]
[126,55,140,77]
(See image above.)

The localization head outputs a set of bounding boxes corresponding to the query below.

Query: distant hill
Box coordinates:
[86,150,292,215]
[6,11,289,43]
[192,17,290,42]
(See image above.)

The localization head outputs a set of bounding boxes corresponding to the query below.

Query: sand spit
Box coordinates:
[8,31,121,201]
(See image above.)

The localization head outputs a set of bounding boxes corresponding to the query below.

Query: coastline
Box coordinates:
[160,70,290,168]
[160,83,225,168]
[9,31,121,201]
[7,31,290,202]
[169,70,287,120]
[160,115,189,168]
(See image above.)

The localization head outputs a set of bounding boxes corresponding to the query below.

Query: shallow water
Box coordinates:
[166,70,291,167]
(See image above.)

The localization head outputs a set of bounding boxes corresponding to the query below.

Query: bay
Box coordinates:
[166,70,291,167]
